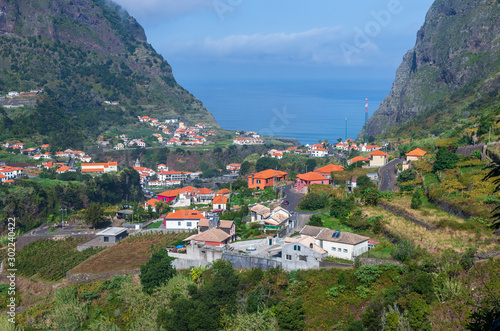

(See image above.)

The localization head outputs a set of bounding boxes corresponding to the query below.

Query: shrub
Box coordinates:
[139,250,176,294]
[298,192,328,211]
[326,285,346,298]
[411,190,422,209]
[433,148,458,172]
[307,214,323,227]
[391,240,416,262]
[397,169,416,183]
[355,265,382,285]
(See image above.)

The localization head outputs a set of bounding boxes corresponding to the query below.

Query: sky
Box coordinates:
[112,0,436,84]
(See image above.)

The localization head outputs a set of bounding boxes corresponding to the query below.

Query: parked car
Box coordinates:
[246,246,257,251]
[283,200,289,205]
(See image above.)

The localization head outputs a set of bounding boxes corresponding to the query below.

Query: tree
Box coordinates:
[84,203,106,229]
[411,190,422,209]
[305,158,316,172]
[330,197,354,220]
[256,157,279,172]
[298,192,328,211]
[140,250,176,294]
[239,161,251,175]
[272,298,306,331]
[397,169,416,183]
[307,214,323,227]
[433,148,458,172]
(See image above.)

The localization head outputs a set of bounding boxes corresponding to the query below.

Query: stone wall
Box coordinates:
[222,253,281,270]
[67,269,140,284]
[357,257,402,266]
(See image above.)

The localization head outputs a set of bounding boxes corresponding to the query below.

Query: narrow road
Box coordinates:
[379,158,403,191]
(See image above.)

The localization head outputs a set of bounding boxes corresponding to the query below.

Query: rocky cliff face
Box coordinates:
[0,0,218,127]
[360,0,500,138]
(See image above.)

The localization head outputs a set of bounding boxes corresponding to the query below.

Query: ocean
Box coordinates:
[181,79,391,145]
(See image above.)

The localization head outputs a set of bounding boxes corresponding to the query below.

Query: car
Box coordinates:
[246,246,257,251]
[283,200,289,205]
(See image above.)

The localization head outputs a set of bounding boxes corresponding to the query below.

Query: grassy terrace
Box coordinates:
[70,232,191,274]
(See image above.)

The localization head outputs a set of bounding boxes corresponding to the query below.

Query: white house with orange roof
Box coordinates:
[163,209,209,230]
[226,163,241,173]
[56,166,71,174]
[311,148,328,157]
[81,162,118,174]
[369,150,387,167]
[406,148,427,162]
[212,195,228,211]
[144,198,161,212]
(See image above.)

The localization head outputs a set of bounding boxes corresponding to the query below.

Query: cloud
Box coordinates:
[113,0,211,19]
[165,27,358,66]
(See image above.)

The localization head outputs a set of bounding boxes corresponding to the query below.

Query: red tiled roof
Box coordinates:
[349,156,370,163]
[216,188,232,194]
[296,172,327,181]
[164,209,207,220]
[56,166,70,173]
[251,169,288,179]
[315,164,344,173]
[213,195,228,204]
[406,148,427,157]
[370,150,387,156]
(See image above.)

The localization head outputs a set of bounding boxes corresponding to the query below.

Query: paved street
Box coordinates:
[379,158,402,191]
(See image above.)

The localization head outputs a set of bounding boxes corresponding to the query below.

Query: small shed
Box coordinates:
[96,227,128,243]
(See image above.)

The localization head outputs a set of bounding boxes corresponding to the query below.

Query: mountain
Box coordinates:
[0,0,218,148]
[359,0,500,139]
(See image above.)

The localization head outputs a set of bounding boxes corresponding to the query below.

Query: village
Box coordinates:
[3,119,432,272]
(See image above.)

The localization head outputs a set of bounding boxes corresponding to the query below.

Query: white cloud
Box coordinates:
[113,0,211,19]
[166,27,355,66]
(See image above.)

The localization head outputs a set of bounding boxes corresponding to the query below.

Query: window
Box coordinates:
[309,243,313,249]
[256,180,261,184]
[178,221,181,226]
[187,222,192,227]
[299,255,307,262]
[286,254,292,260]
[332,247,336,251]
[343,249,348,253]
[103,236,109,242]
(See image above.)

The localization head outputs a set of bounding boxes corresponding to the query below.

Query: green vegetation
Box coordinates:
[16,238,104,281]
[140,250,176,294]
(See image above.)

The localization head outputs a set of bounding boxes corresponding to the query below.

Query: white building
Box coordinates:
[300,226,369,260]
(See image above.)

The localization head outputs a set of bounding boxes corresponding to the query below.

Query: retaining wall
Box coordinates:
[222,253,281,270]
[357,257,402,266]
[378,202,436,230]
[66,269,140,284]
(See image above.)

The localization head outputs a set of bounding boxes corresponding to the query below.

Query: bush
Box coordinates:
[330,197,355,220]
[298,192,328,211]
[355,265,382,285]
[139,250,176,294]
[411,190,422,209]
[391,240,416,262]
[307,214,323,227]
[433,148,458,172]
[397,169,416,183]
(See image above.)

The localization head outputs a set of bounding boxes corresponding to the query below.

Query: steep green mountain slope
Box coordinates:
[359,0,500,139]
[0,0,218,148]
